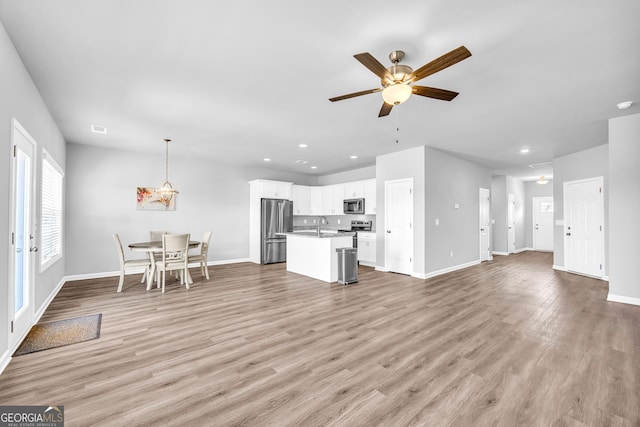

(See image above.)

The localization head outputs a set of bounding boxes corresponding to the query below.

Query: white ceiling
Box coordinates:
[1,0,639,180]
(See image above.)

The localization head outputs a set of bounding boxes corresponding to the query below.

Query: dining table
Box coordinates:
[128,240,201,289]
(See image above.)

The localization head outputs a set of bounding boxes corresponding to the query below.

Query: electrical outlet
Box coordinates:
[435,218,439,226]
[313,219,317,224]
[303,219,307,224]
[450,250,454,258]
[338,219,341,224]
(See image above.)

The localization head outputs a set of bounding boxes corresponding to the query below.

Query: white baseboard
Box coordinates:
[0,349,11,376]
[607,294,640,307]
[553,265,609,281]
[375,266,389,272]
[208,258,250,266]
[492,251,508,256]
[35,277,66,323]
[411,272,427,279]
[420,260,481,280]
[514,247,532,254]
[64,258,253,282]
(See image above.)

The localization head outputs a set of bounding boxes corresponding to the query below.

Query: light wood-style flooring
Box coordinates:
[1,252,639,426]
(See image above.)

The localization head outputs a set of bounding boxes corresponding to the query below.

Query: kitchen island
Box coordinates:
[283,231,354,282]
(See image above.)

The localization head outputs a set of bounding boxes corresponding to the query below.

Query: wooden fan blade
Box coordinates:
[354,52,392,81]
[412,86,459,101]
[329,88,381,102]
[409,46,471,83]
[378,102,393,117]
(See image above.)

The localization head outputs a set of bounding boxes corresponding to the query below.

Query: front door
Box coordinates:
[533,196,554,251]
[9,119,37,350]
[564,177,604,278]
[385,179,413,275]
[479,188,491,261]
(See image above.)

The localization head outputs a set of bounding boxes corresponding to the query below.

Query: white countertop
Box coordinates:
[279,231,355,238]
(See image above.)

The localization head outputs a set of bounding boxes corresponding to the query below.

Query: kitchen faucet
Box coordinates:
[317,216,328,236]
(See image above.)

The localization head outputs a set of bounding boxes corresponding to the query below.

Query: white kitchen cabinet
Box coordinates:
[252,179,292,200]
[364,178,376,214]
[309,186,323,215]
[344,180,365,199]
[291,185,310,215]
[322,184,344,215]
[357,232,376,266]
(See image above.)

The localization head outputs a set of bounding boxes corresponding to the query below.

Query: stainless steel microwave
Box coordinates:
[343,198,365,214]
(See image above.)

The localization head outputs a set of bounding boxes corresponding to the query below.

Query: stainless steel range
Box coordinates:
[341,220,372,248]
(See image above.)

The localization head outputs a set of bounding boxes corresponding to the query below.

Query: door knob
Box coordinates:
[30,247,38,252]
[480,228,485,231]
[565,233,571,236]
[386,230,391,233]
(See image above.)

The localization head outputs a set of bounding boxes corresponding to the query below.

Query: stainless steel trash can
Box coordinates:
[336,247,358,285]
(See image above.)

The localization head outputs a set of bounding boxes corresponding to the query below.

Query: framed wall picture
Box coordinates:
[136,187,176,211]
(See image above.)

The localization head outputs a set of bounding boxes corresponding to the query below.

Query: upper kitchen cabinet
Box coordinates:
[364,178,376,214]
[250,179,292,200]
[291,185,310,215]
[322,184,344,215]
[344,180,365,199]
[309,187,323,215]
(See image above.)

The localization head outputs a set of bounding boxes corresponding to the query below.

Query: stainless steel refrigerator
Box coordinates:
[261,198,293,264]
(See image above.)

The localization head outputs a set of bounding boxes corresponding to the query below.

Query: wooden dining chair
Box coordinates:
[150,230,169,241]
[155,233,190,293]
[188,231,212,280]
[113,234,152,292]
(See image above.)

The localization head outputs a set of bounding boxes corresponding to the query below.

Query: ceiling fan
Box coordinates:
[329,46,471,117]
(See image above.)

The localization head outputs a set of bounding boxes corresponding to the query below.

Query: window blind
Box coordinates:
[41,150,64,270]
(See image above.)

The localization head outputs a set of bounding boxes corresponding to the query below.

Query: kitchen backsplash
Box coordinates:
[293,214,376,231]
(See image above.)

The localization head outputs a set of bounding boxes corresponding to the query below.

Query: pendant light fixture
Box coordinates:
[158,138,178,204]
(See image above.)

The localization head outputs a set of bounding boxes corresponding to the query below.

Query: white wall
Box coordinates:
[424,147,491,272]
[316,165,375,185]
[552,144,609,272]
[376,146,426,275]
[608,113,640,303]
[491,176,507,253]
[0,21,66,359]
[65,143,315,276]
[506,176,526,251]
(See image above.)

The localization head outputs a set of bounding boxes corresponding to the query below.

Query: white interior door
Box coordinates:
[479,188,491,261]
[9,119,37,350]
[385,179,413,275]
[564,177,604,278]
[533,196,554,251]
[507,194,516,254]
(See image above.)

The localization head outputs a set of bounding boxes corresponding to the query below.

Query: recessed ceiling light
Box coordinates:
[616,101,634,110]
[263,158,271,162]
[298,143,308,148]
[350,155,358,159]
[520,148,530,154]
[91,124,107,134]
[310,166,318,169]
[295,159,308,164]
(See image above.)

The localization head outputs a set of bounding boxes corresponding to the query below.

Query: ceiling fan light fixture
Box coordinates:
[382,84,412,105]
[388,64,413,83]
[536,176,549,185]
